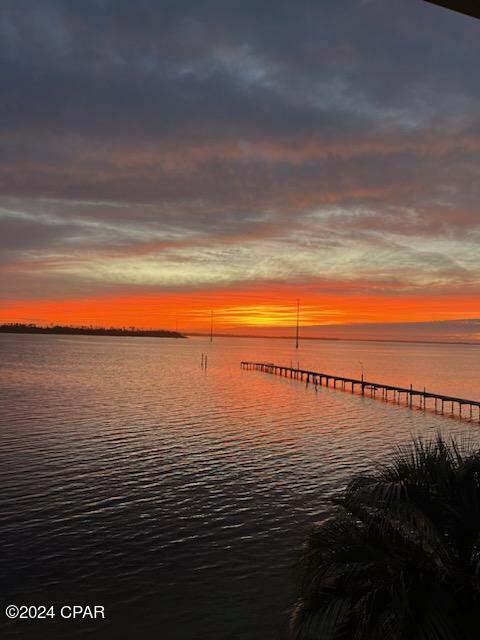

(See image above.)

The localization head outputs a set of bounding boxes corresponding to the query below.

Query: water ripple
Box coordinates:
[1,334,478,640]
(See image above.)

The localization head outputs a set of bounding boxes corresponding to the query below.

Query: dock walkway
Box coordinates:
[240,361,480,422]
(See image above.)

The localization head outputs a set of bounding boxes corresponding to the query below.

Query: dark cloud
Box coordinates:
[0,215,73,251]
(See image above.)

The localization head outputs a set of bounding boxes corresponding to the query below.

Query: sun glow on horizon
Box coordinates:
[1,289,480,338]
[189,304,344,328]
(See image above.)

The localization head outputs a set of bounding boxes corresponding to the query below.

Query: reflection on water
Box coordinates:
[1,334,479,639]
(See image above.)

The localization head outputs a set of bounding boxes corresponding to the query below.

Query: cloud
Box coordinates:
[1,0,480,323]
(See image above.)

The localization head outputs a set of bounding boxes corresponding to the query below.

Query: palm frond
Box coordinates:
[290,435,480,640]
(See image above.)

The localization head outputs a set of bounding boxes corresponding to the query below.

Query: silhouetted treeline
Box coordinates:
[0,323,186,339]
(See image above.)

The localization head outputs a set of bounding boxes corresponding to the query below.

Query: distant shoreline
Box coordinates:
[2,324,478,347]
[0,324,186,339]
[186,332,480,347]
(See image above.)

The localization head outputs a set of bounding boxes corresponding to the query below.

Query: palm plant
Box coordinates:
[291,435,480,640]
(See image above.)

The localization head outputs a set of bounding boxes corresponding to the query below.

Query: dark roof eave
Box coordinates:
[424,1,480,19]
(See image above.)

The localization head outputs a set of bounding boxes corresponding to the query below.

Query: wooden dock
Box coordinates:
[240,361,480,422]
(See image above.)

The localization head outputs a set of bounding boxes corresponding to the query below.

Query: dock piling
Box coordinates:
[240,361,479,423]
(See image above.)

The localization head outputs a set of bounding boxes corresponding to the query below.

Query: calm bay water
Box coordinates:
[1,333,480,639]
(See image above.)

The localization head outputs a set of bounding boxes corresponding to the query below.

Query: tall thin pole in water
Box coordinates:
[295,299,300,349]
[210,310,213,343]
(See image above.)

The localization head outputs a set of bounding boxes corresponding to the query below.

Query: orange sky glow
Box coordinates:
[2,288,480,337]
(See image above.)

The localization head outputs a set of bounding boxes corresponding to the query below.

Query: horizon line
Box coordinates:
[186,331,480,347]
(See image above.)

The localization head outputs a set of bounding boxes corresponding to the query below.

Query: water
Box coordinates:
[1,334,480,639]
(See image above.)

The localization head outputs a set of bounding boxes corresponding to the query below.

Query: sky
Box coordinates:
[1,0,479,339]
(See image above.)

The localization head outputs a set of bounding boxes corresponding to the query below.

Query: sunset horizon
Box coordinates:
[2,288,480,341]
[3,2,480,640]
[2,2,480,341]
